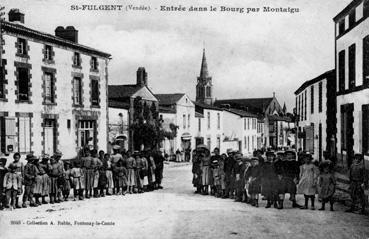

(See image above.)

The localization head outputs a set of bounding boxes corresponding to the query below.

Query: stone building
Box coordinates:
[0,9,111,161]
[294,70,336,161]
[334,0,369,169]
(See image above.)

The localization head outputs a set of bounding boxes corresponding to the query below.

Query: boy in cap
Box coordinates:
[223,150,236,199]
[0,158,8,210]
[22,154,39,207]
[49,156,63,203]
[3,163,22,210]
[210,148,222,197]
[39,155,51,204]
[70,160,85,200]
[82,150,94,198]
[111,145,123,194]
[346,154,368,214]
[126,151,136,194]
[245,157,261,207]
[261,151,278,208]
[53,151,64,202]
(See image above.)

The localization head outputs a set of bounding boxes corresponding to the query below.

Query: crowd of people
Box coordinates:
[192,146,368,214]
[0,145,165,210]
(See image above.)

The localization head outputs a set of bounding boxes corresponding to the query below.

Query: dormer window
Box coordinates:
[73,52,81,67]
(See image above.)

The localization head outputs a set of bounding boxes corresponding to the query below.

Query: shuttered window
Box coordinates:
[73,77,82,105]
[339,50,346,91]
[349,44,356,89]
[91,79,99,106]
[318,82,323,112]
[18,116,31,153]
[311,85,314,114]
[364,35,369,85]
[0,117,15,154]
[362,105,369,155]
[44,72,55,103]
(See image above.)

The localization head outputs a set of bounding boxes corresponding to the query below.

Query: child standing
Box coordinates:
[115,160,127,195]
[318,160,336,211]
[70,161,84,201]
[0,158,8,210]
[246,158,261,207]
[346,154,368,214]
[3,163,22,210]
[297,154,319,210]
[63,161,72,201]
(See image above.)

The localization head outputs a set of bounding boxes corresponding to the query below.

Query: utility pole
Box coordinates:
[0,5,5,68]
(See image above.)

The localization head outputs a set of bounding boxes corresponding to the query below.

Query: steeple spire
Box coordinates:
[200,48,209,78]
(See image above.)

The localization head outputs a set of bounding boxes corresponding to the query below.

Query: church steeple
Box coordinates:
[200,48,209,78]
[196,48,213,105]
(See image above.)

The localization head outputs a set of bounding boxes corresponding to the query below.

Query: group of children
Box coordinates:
[192,147,368,214]
[0,145,165,210]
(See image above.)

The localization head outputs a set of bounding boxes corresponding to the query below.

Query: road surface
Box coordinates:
[1,163,369,239]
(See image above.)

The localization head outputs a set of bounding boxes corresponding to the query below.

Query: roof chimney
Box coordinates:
[136,67,148,87]
[8,9,24,24]
[55,26,78,43]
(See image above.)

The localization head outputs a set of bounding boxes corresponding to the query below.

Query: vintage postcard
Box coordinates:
[0,0,369,238]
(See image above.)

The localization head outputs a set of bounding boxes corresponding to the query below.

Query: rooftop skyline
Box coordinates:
[1,0,353,110]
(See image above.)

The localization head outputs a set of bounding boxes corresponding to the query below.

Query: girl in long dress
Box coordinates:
[297,154,319,210]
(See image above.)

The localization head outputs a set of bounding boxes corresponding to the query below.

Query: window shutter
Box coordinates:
[5,118,16,136]
[363,106,369,154]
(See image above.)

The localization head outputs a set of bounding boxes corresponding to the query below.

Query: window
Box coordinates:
[44,72,55,104]
[0,117,16,154]
[188,114,191,129]
[91,79,99,106]
[73,52,81,67]
[304,91,307,120]
[244,136,247,149]
[248,136,250,150]
[364,35,369,85]
[18,116,31,153]
[217,137,220,150]
[310,85,314,114]
[183,114,186,129]
[338,20,345,35]
[300,93,304,121]
[244,118,246,130]
[207,112,210,129]
[349,10,356,28]
[206,86,211,97]
[0,65,4,99]
[17,68,29,102]
[349,44,356,89]
[338,50,346,91]
[318,82,323,113]
[17,38,27,55]
[91,57,98,71]
[365,0,369,18]
[73,77,82,105]
[217,113,220,130]
[341,108,347,150]
[206,137,211,150]
[44,45,53,61]
[252,135,255,150]
[247,118,250,130]
[43,119,56,155]
[363,105,369,155]
[198,118,201,132]
[78,120,96,148]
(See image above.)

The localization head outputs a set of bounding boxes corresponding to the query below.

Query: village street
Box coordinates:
[0,162,368,239]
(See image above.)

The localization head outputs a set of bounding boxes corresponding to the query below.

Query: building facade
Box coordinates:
[0,9,111,161]
[295,70,336,161]
[222,108,258,156]
[334,0,369,168]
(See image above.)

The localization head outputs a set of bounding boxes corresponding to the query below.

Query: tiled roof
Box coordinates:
[155,93,185,106]
[268,114,292,122]
[159,106,176,114]
[108,100,130,109]
[108,84,142,99]
[2,21,110,58]
[214,98,274,114]
[225,108,258,118]
[193,101,223,111]
[294,70,335,95]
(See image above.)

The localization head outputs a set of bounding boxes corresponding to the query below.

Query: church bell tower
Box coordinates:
[196,49,213,105]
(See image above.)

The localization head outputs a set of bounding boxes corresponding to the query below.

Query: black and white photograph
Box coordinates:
[0,0,369,238]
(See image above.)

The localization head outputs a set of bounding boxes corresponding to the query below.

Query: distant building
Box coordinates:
[294,70,336,161]
[0,9,111,161]
[222,108,258,155]
[334,0,369,168]
[156,93,195,160]
[215,94,294,149]
[196,49,213,105]
[108,67,158,151]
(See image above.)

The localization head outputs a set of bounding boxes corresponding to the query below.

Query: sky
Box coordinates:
[2,0,353,110]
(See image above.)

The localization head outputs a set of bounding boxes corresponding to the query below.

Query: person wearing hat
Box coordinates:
[346,153,368,214]
[318,160,336,211]
[49,156,63,204]
[223,150,236,199]
[70,160,85,201]
[111,145,123,195]
[11,152,24,208]
[53,151,65,202]
[22,154,39,207]
[91,150,102,198]
[245,157,261,207]
[282,151,302,208]
[153,150,165,190]
[126,151,136,194]
[33,156,44,205]
[210,148,222,197]
[0,158,8,210]
[39,155,51,204]
[200,148,211,195]
[82,150,94,199]
[297,153,319,210]
[134,152,145,193]
[261,151,278,208]
[192,149,202,194]
[3,163,22,209]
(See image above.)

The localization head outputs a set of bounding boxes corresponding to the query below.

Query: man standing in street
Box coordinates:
[154,151,164,189]
[223,150,235,199]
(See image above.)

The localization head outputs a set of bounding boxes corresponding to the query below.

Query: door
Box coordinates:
[44,119,56,155]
